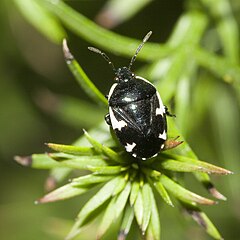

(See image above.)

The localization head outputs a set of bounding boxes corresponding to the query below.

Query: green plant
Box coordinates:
[14,0,239,239]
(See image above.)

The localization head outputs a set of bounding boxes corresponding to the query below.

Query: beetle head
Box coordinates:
[115,67,135,82]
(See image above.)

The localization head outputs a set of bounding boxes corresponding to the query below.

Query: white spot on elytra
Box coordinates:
[156,108,162,116]
[141,157,147,160]
[132,153,137,158]
[161,144,165,149]
[109,108,127,131]
[159,130,167,140]
[125,142,136,152]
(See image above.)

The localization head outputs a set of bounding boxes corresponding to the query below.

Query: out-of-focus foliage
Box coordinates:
[1,0,240,239]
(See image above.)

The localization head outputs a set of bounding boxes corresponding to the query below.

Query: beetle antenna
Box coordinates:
[128,31,152,70]
[88,47,116,72]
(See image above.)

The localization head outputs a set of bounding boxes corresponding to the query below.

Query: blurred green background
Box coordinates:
[0,0,240,239]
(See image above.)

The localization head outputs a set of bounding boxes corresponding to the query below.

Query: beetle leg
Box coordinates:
[164,106,176,117]
[105,113,112,126]
[163,136,183,150]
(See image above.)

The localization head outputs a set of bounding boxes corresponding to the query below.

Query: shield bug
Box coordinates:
[88,31,182,160]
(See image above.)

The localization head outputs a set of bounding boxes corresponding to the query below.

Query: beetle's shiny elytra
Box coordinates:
[88,31,182,160]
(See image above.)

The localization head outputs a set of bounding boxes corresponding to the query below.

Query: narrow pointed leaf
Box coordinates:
[160,159,205,173]
[147,188,160,240]
[88,166,124,175]
[141,183,152,233]
[36,182,90,203]
[67,176,121,239]
[160,159,227,174]
[84,130,125,163]
[115,182,131,219]
[159,153,233,175]
[51,156,109,170]
[142,167,161,178]
[134,189,144,226]
[23,154,60,169]
[153,181,174,207]
[160,175,216,206]
[71,174,113,187]
[97,195,117,239]
[97,183,131,239]
[62,39,108,106]
[113,175,128,196]
[185,205,223,240]
[119,204,134,240]
[130,181,140,206]
[47,143,95,156]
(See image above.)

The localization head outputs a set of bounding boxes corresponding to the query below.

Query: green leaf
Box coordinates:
[159,159,228,175]
[185,205,223,240]
[134,188,144,226]
[62,40,108,106]
[97,182,131,239]
[13,0,65,43]
[119,204,134,240]
[160,159,207,173]
[88,165,124,175]
[141,167,161,178]
[49,155,110,170]
[47,143,95,156]
[36,182,90,203]
[28,154,61,169]
[115,182,131,219]
[112,175,128,196]
[42,0,171,60]
[84,130,125,163]
[97,195,118,239]
[71,174,113,187]
[159,153,233,175]
[24,153,106,174]
[153,180,174,207]
[146,188,161,240]
[160,174,216,206]
[141,183,152,233]
[67,176,122,239]
[130,180,140,206]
